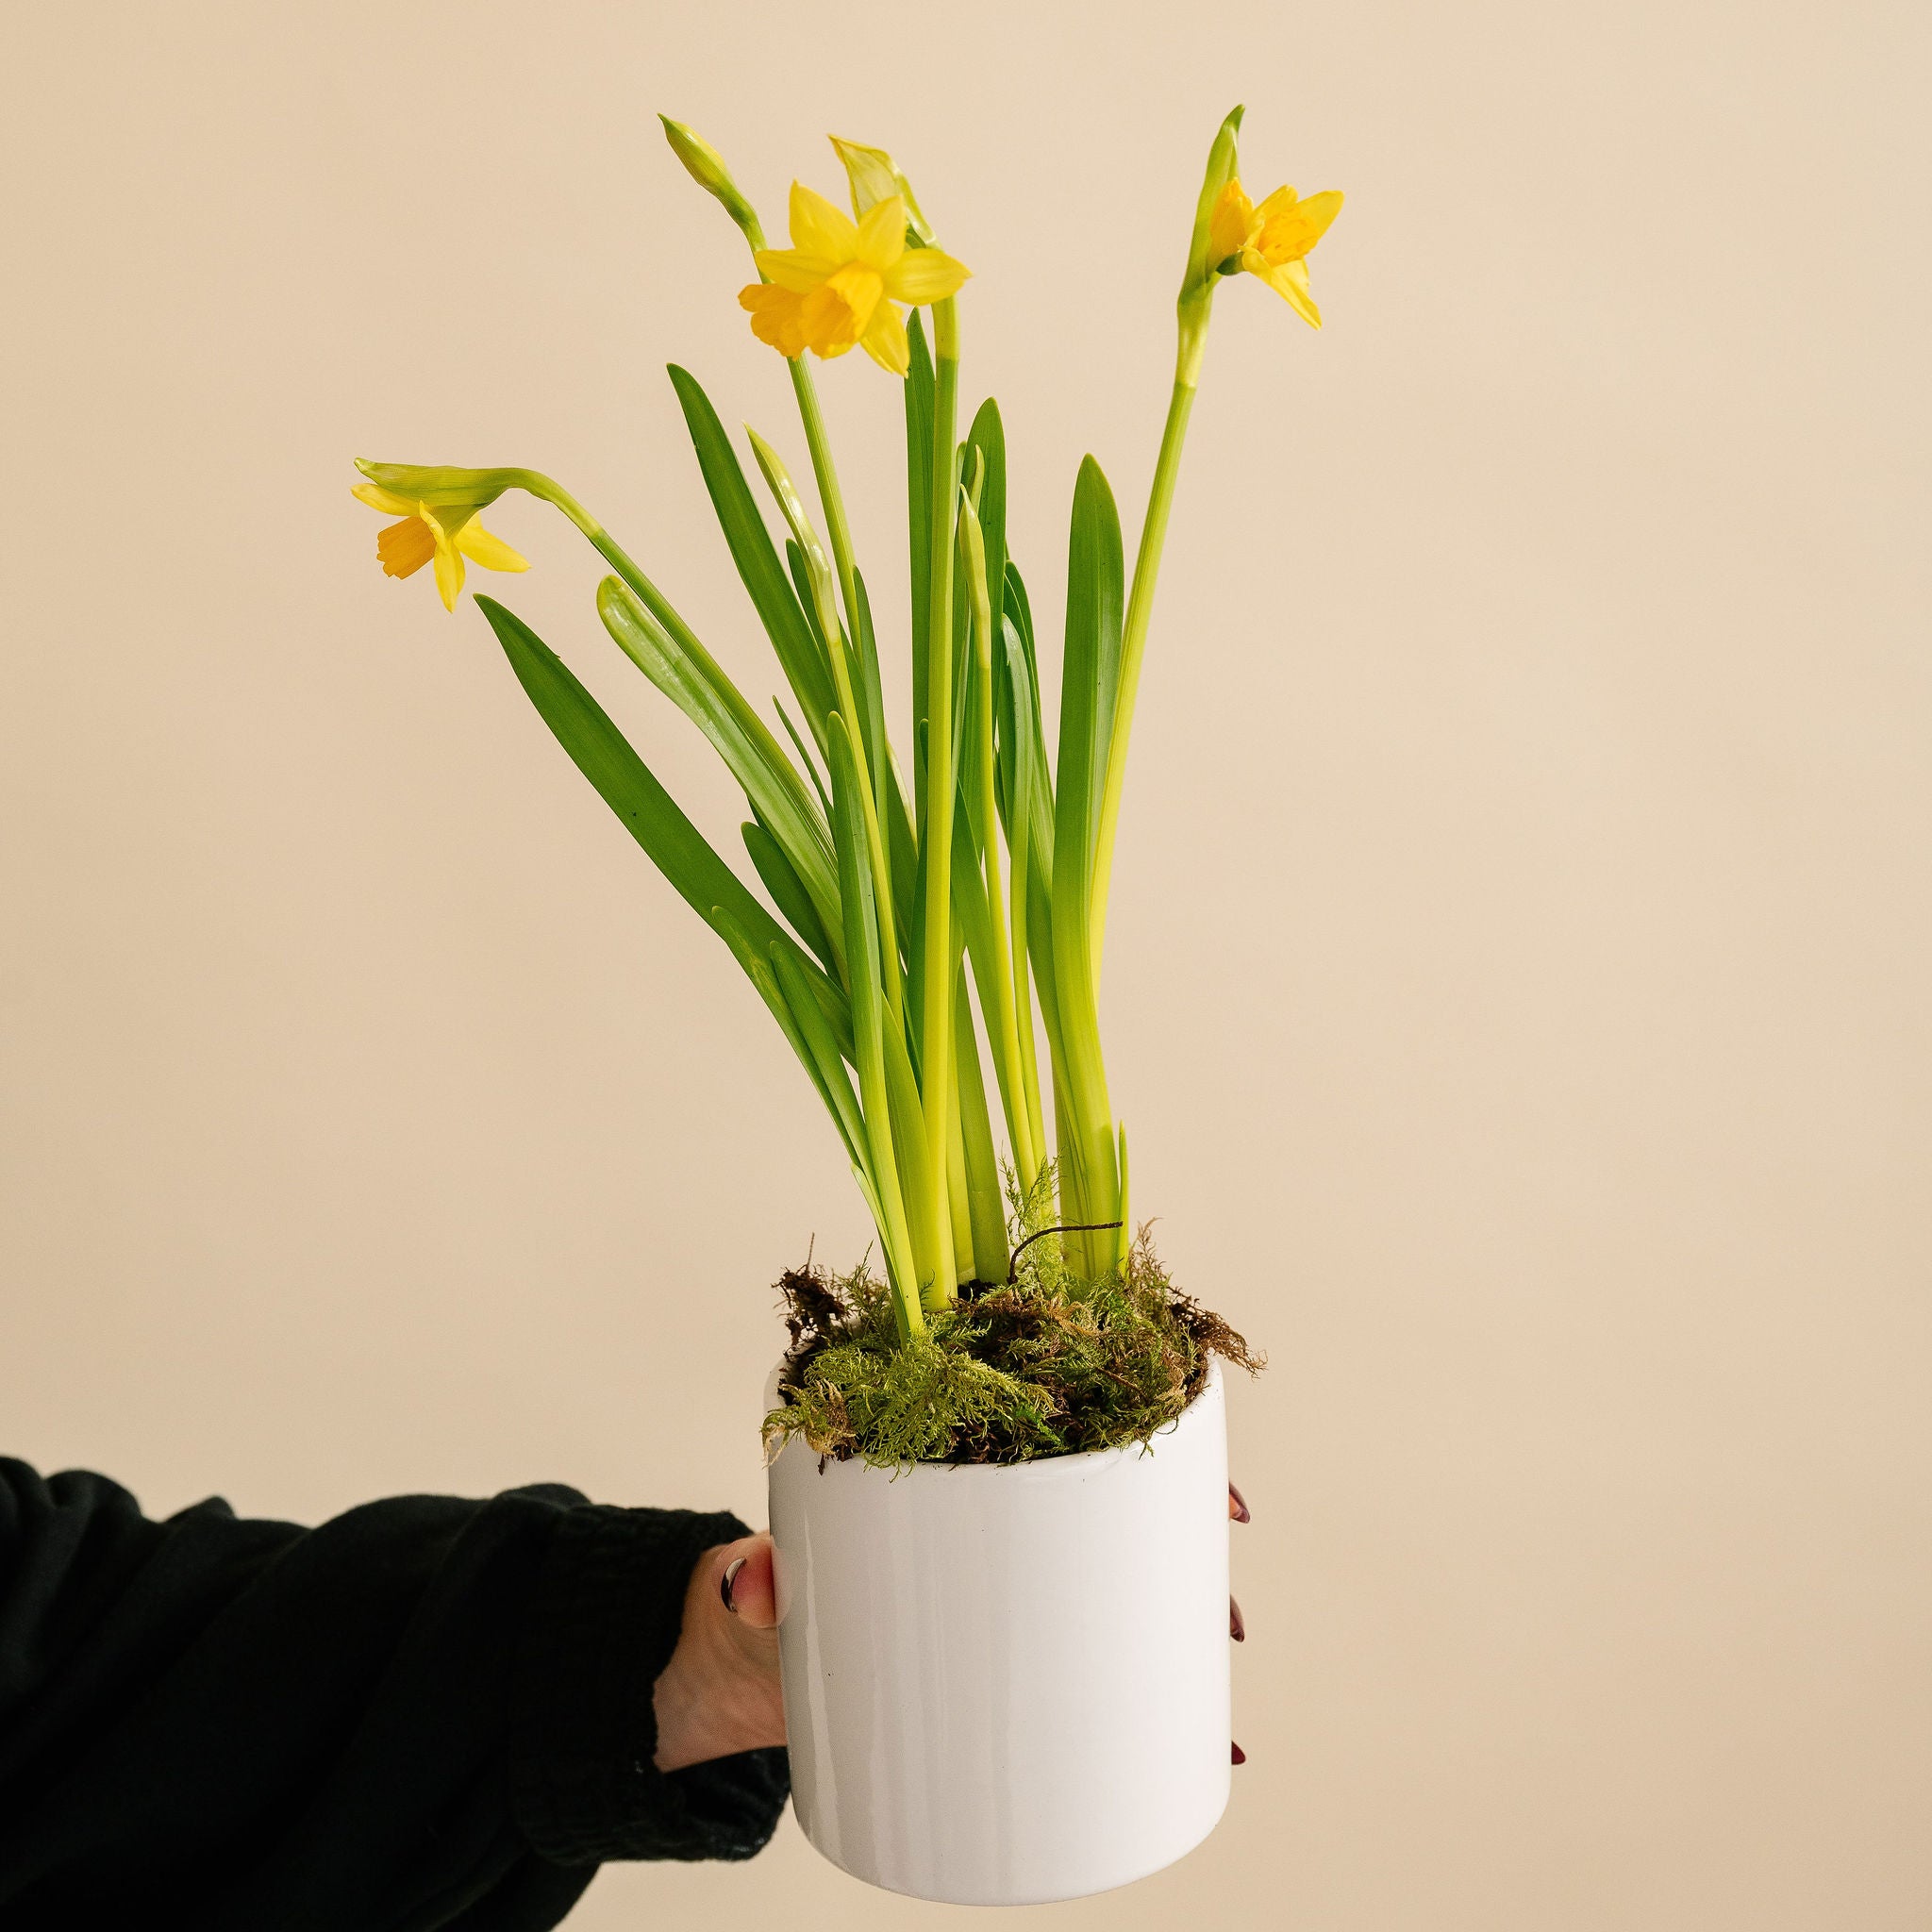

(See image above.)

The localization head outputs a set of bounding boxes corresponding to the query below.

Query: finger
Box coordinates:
[1230,1596,1244,1642]
[715,1533,778,1629]
[1228,1482,1250,1524]
[1232,1741,1247,1765]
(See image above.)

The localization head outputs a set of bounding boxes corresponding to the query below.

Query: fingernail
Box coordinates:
[1231,1741,1247,1765]
[1230,1597,1245,1641]
[1228,1483,1250,1524]
[721,1556,747,1613]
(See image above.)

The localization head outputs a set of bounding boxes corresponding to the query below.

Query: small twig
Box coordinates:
[1007,1221,1124,1285]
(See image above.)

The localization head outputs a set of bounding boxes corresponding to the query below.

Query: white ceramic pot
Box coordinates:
[767,1361,1230,1906]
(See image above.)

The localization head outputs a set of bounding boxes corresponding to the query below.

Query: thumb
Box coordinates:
[717,1532,778,1629]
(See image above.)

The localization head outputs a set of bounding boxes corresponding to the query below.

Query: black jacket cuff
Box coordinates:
[507,1504,790,1865]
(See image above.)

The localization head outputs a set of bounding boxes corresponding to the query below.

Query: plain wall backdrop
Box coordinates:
[3,3,1927,1927]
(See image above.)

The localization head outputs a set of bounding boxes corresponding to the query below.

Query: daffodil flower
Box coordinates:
[351,484,529,612]
[1207,178,1343,328]
[740,186,969,376]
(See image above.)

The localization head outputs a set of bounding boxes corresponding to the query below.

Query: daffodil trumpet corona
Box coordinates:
[350,108,1340,1348]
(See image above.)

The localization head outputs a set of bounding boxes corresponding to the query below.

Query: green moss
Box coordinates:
[763,1197,1259,1468]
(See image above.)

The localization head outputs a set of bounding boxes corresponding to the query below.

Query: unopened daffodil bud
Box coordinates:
[829,136,935,245]
[659,115,765,247]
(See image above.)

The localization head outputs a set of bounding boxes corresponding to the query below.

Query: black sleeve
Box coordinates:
[0,1457,789,1932]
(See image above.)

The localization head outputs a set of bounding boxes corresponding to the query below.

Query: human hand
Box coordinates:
[651,1533,786,1774]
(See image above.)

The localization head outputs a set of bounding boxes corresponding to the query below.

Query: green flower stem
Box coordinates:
[505,473,669,625]
[787,363,865,658]
[919,297,962,1304]
[722,193,870,775]
[529,483,743,728]
[784,364,910,1014]
[1088,375,1199,977]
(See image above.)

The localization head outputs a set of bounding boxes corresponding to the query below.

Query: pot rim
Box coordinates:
[764,1356,1224,1482]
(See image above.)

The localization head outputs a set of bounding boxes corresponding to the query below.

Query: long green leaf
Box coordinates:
[714,907,861,1171]
[967,398,1008,658]
[666,363,835,739]
[742,816,836,974]
[953,962,1009,1282]
[476,594,852,1057]
[1005,616,1064,1191]
[1005,559,1041,699]
[880,1006,940,1296]
[595,575,841,960]
[854,569,918,957]
[768,937,870,1168]
[785,539,827,657]
[952,802,998,1029]
[826,711,924,1332]
[774,697,834,825]
[998,622,1050,1182]
[1048,458,1124,1268]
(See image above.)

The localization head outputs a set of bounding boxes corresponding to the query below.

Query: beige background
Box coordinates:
[4,2,1928,1926]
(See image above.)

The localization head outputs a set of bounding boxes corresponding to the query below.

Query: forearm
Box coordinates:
[0,1459,788,1930]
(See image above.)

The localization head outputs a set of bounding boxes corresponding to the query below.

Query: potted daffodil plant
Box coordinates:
[349,107,1339,1905]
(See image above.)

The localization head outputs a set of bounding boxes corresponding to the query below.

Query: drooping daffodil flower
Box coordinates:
[1207,178,1343,328]
[739,186,969,376]
[350,462,530,612]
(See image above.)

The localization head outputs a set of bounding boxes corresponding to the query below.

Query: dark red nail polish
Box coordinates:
[1229,1483,1251,1524]
[1230,1597,1245,1641]
[1231,1741,1247,1765]
[721,1556,747,1613]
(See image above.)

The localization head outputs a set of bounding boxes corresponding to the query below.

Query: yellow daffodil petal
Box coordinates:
[1208,179,1257,261]
[879,244,971,306]
[354,482,417,517]
[740,282,811,358]
[375,515,436,579]
[421,507,464,611]
[852,195,907,274]
[801,263,883,357]
[1253,253,1322,328]
[454,520,528,572]
[740,169,959,372]
[858,299,910,376]
[1255,186,1343,265]
[788,182,858,261]
[754,246,840,294]
[1299,189,1344,231]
